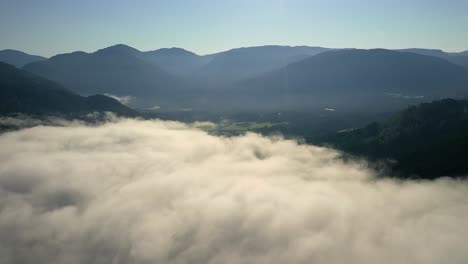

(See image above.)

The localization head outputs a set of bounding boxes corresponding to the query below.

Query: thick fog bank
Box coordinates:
[0,118,467,264]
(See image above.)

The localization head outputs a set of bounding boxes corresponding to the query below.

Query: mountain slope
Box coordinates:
[141,48,210,76]
[446,55,468,67]
[0,62,137,116]
[0,49,46,68]
[315,99,468,178]
[396,48,448,58]
[22,44,185,107]
[240,49,468,110]
[397,48,468,67]
[197,45,331,83]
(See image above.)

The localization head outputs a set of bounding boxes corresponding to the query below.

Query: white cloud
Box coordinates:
[0,118,467,264]
[103,94,135,105]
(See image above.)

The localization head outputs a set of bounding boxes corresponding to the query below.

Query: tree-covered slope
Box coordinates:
[315,99,468,178]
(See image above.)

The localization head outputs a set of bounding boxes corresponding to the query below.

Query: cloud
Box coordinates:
[104,94,135,105]
[0,118,467,264]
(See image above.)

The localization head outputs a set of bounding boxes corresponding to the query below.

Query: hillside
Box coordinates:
[141,48,210,76]
[197,45,330,83]
[397,48,468,67]
[238,49,468,110]
[314,99,468,178]
[22,44,186,107]
[0,62,137,116]
[0,49,46,68]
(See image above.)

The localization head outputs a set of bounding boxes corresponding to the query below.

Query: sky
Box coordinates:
[1,0,468,57]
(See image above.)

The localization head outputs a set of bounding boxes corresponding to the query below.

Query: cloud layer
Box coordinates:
[0,118,467,264]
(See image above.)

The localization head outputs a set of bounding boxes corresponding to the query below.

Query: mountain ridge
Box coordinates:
[236,48,468,110]
[0,49,46,68]
[0,62,137,116]
[22,45,186,108]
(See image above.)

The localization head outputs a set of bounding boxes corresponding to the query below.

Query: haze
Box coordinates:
[1,0,468,57]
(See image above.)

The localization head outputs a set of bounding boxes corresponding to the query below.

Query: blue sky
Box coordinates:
[1,0,467,57]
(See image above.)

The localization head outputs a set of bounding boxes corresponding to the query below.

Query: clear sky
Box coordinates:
[1,0,467,57]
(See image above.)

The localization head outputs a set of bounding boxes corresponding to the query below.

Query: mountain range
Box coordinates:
[238,49,468,110]
[194,45,331,83]
[1,44,468,111]
[21,45,190,108]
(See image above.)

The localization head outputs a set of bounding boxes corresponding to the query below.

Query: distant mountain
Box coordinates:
[397,48,468,67]
[141,48,210,76]
[315,99,468,179]
[396,48,448,58]
[196,45,331,83]
[94,44,141,57]
[23,44,186,107]
[0,62,137,116]
[16,44,468,111]
[20,44,334,109]
[239,49,468,110]
[0,49,46,68]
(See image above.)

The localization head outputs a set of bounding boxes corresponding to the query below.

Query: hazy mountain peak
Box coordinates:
[146,47,198,57]
[1,49,31,55]
[95,44,141,56]
[0,49,46,68]
[48,51,89,60]
[198,45,332,82]
[220,45,328,54]
[396,48,447,58]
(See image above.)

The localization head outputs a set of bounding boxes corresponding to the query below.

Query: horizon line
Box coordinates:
[2,44,467,58]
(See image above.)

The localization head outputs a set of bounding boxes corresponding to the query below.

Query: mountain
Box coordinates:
[20,44,334,109]
[396,48,448,58]
[22,44,186,108]
[0,62,137,116]
[141,48,210,76]
[446,55,468,67]
[396,48,468,58]
[239,49,468,110]
[94,43,141,57]
[0,49,46,68]
[196,45,331,83]
[397,48,468,67]
[17,45,468,111]
[314,99,468,179]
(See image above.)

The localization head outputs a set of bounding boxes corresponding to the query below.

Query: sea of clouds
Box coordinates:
[0,117,467,264]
